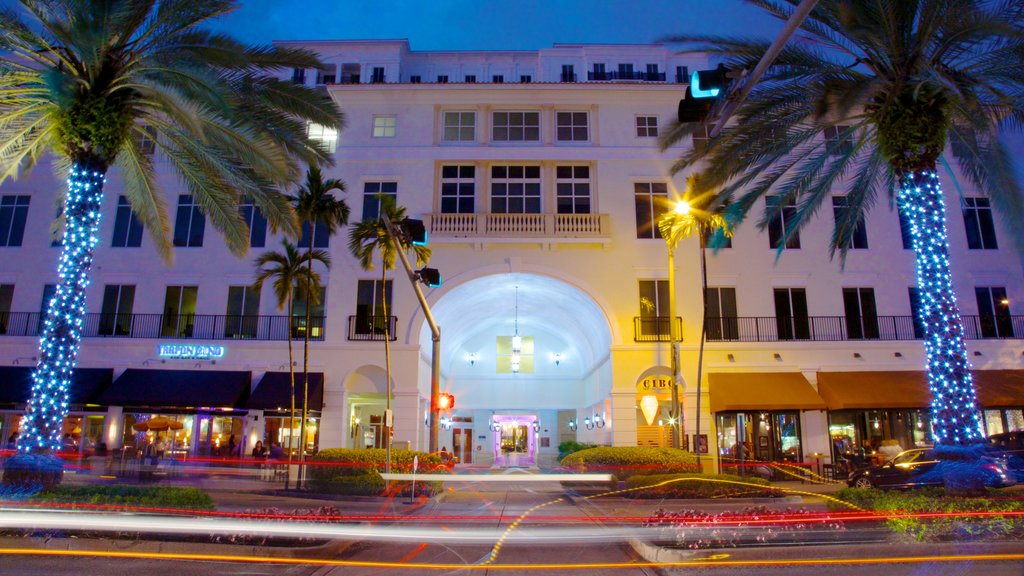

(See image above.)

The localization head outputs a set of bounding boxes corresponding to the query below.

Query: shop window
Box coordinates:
[773,288,809,340]
[975,286,1013,338]
[706,287,738,341]
[634,182,668,239]
[843,287,879,339]
[98,285,135,336]
[984,410,1005,436]
[1006,409,1024,432]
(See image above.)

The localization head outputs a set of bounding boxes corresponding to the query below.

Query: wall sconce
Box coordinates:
[532,421,540,432]
[584,417,594,430]
[440,417,453,430]
[973,350,983,356]
[773,353,782,361]
[489,419,501,432]
[568,418,578,431]
[594,414,606,429]
[12,356,37,365]
[466,352,478,365]
[727,353,735,362]
[552,352,562,366]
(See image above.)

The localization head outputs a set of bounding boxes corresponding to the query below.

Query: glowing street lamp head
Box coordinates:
[674,200,691,215]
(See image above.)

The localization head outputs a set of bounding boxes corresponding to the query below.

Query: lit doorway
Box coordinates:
[452,427,473,464]
[491,414,537,467]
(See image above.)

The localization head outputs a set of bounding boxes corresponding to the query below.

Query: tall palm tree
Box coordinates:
[347,197,430,470]
[252,239,329,490]
[659,176,731,473]
[290,166,348,488]
[0,0,342,462]
[661,1,1024,450]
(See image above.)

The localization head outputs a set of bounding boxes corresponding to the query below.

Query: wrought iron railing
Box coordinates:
[588,71,666,81]
[347,315,398,341]
[633,316,684,342]
[704,315,1022,342]
[0,312,325,341]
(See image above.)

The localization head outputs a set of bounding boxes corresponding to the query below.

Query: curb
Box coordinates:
[0,535,355,559]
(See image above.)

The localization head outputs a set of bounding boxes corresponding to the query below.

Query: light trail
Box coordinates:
[0,547,1022,570]
[380,473,612,482]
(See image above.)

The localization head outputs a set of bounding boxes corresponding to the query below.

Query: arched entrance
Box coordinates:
[342,365,390,449]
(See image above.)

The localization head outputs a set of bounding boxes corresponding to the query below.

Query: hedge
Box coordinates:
[624,473,778,499]
[560,446,697,480]
[557,441,599,461]
[307,448,446,496]
[33,485,214,510]
[830,487,1024,542]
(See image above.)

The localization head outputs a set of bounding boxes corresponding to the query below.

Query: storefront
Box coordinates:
[709,372,827,477]
[635,375,674,448]
[973,370,1024,436]
[246,372,323,456]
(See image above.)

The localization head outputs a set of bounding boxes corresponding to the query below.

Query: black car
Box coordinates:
[847,448,1016,489]
[986,432,1024,482]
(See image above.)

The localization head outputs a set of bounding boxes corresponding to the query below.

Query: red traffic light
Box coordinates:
[436,393,454,410]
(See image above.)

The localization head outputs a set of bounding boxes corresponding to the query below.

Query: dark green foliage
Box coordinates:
[54,93,133,164]
[872,88,951,173]
[33,484,214,510]
[557,441,599,460]
[624,473,777,499]
[307,448,446,496]
[560,446,697,480]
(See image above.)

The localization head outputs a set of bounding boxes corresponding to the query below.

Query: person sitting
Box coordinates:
[268,441,284,460]
[252,440,267,458]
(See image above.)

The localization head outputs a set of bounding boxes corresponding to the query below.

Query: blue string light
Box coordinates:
[18,163,105,453]
[897,170,983,445]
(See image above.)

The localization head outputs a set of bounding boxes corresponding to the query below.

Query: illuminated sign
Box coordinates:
[637,376,673,393]
[157,344,226,360]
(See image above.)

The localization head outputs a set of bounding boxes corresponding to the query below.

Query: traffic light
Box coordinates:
[436,392,454,411]
[399,218,428,246]
[417,267,442,288]
[678,64,731,124]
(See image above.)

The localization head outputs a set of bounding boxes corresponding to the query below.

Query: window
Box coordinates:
[561,64,575,82]
[361,182,398,221]
[443,111,475,142]
[645,63,660,80]
[491,165,541,214]
[976,286,1013,338]
[618,63,634,78]
[555,166,591,214]
[832,196,868,249]
[409,75,421,83]
[172,195,205,247]
[555,111,589,142]
[0,195,29,247]
[704,228,733,249]
[774,288,809,340]
[675,65,689,83]
[440,165,475,214]
[898,206,914,250]
[225,286,260,339]
[341,63,360,84]
[239,196,267,248]
[292,287,325,339]
[638,280,671,339]
[162,286,197,337]
[706,287,739,341]
[111,196,144,248]
[692,124,710,150]
[355,280,392,337]
[307,123,338,153]
[492,74,504,83]
[823,125,853,155]
[0,284,13,335]
[963,197,998,250]
[50,206,62,247]
[634,182,668,239]
[767,195,800,249]
[297,218,330,248]
[39,284,55,332]
[492,111,540,142]
[372,115,396,138]
[137,125,157,155]
[519,75,532,83]
[370,67,385,83]
[843,287,879,339]
[636,116,659,138]
[464,74,476,83]
[908,287,926,339]
[290,68,306,84]
[437,75,449,83]
[98,285,135,336]
[315,65,336,85]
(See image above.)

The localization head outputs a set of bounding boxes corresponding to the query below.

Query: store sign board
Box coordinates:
[637,376,673,393]
[157,344,226,360]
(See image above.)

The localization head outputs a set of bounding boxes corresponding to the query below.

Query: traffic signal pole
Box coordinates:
[382,214,443,454]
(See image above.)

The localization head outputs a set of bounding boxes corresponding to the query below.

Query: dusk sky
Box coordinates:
[209,0,781,49]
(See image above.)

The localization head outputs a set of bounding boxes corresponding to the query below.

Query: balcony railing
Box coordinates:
[0,312,325,341]
[633,316,684,342]
[427,213,610,241]
[588,71,666,82]
[347,315,398,341]
[705,315,1024,342]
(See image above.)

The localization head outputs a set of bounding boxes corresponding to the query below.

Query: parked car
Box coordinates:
[986,432,1024,482]
[847,448,1016,489]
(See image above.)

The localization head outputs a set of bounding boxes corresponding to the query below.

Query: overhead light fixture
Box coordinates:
[640,394,660,426]
[466,352,478,365]
[552,352,562,366]
[511,286,521,373]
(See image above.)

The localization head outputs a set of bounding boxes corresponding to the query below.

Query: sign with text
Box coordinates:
[637,376,673,394]
[157,344,226,360]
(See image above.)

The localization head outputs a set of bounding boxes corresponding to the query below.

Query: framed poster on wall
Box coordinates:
[694,434,708,454]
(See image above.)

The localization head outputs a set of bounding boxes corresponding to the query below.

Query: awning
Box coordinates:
[709,372,826,412]
[0,366,113,405]
[97,369,251,409]
[247,372,324,412]
[816,371,930,410]
[972,370,1024,408]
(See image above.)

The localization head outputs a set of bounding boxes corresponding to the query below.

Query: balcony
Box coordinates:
[633,316,683,342]
[704,315,1024,343]
[0,312,325,341]
[347,315,398,342]
[426,213,610,244]
[588,71,666,82]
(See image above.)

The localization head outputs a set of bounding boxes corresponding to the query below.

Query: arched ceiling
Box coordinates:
[420,273,612,378]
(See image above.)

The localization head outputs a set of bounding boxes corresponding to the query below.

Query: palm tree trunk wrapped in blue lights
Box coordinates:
[898,170,983,445]
[20,163,106,454]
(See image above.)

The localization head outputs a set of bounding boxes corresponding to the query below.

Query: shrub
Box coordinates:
[33,485,214,510]
[307,448,446,496]
[560,446,697,480]
[830,487,1024,542]
[644,505,846,549]
[2,453,64,491]
[624,473,778,499]
[558,441,599,460]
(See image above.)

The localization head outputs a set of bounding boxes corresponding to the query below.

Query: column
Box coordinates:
[104,406,123,450]
[610,392,638,447]
[392,390,424,452]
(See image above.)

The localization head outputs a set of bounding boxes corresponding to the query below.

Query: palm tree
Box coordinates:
[252,239,329,490]
[0,0,342,466]
[658,175,731,473]
[290,166,348,488]
[348,197,430,471]
[661,1,1024,452]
